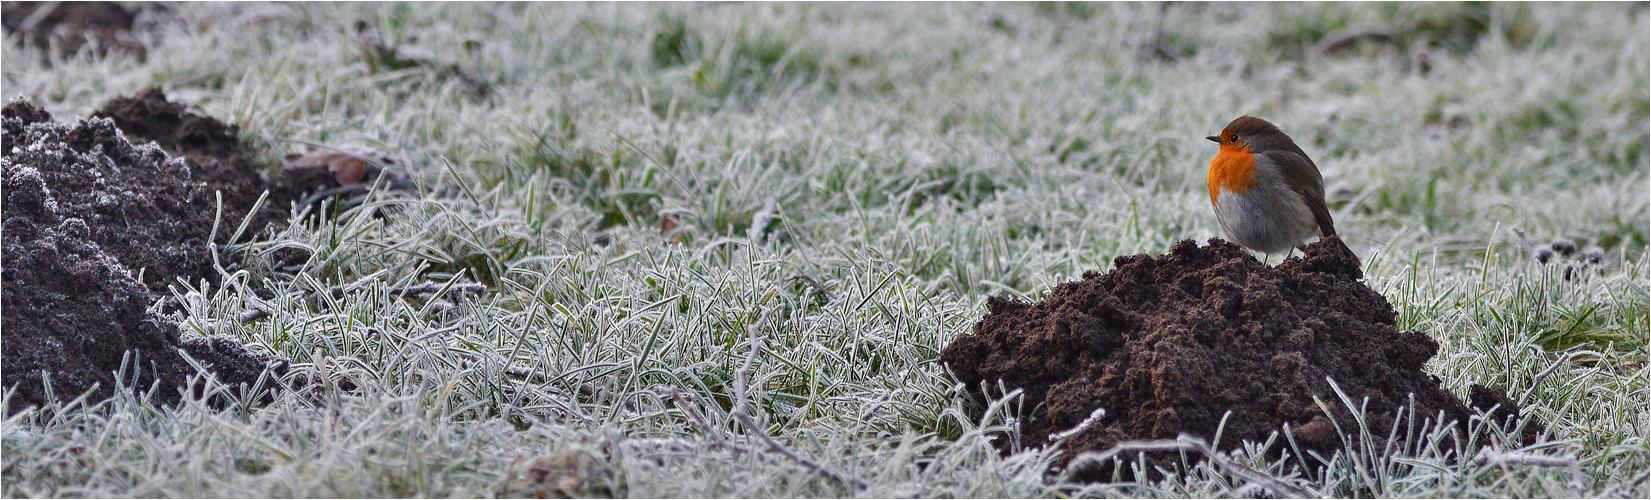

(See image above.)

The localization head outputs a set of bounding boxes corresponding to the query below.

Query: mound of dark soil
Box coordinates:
[94,88,307,277]
[940,237,1538,479]
[101,89,415,216]
[1,1,145,57]
[95,88,249,166]
[2,98,286,414]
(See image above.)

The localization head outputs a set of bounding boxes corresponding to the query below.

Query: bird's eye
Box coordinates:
[1230,134,1239,142]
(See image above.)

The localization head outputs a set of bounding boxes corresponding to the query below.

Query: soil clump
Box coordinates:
[95,88,415,238]
[2,97,287,414]
[2,1,146,57]
[92,87,303,279]
[940,237,1539,479]
[3,89,296,300]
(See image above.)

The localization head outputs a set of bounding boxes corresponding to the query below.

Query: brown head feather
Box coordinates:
[1220,116,1304,156]
[1211,116,1337,237]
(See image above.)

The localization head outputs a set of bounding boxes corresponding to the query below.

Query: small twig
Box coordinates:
[1049,407,1106,442]
[1062,439,1187,481]
[729,336,762,420]
[657,385,729,448]
[729,335,868,491]
[300,184,372,208]
[857,392,894,425]
[729,306,774,414]
[1513,227,1533,255]
[196,192,263,334]
[653,309,867,491]
[1474,448,1585,498]
[1062,435,1318,498]
[504,365,548,383]
[748,195,779,244]
[1316,27,1397,55]
[789,274,837,302]
[1519,352,1573,408]
[207,192,241,295]
[239,304,273,324]
[329,282,489,299]
[18,1,61,33]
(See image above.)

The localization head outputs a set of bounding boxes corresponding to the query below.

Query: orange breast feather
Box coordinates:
[1207,148,1258,204]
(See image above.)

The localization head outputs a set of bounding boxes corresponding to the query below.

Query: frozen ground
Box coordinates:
[2,2,1646,497]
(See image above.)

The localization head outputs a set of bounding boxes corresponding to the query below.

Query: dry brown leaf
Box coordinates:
[499,449,594,499]
[286,149,375,185]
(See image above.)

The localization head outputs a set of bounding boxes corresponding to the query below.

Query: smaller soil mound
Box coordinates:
[95,88,327,274]
[96,88,247,164]
[5,96,230,300]
[94,88,301,269]
[1,1,144,57]
[2,99,285,415]
[0,88,311,300]
[940,237,1537,478]
[98,89,416,218]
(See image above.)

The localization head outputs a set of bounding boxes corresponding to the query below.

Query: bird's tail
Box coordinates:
[1294,235,1362,272]
[1325,234,1361,269]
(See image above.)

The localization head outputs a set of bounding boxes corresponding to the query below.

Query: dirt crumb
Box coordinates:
[940,237,1538,479]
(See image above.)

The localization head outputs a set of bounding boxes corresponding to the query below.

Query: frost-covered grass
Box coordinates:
[2,2,1646,497]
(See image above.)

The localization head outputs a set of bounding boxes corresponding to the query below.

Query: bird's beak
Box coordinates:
[1205,135,1221,144]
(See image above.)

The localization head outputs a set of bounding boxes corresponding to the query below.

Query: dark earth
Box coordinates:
[941,237,1539,479]
[1,93,312,415]
[99,90,414,219]
[1,1,146,58]
[92,88,302,298]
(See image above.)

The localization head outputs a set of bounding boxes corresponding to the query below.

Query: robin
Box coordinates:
[1205,116,1349,261]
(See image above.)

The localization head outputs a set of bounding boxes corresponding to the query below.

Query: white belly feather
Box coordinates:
[1213,159,1320,255]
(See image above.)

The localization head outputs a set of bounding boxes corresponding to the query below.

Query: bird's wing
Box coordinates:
[1263,150,1336,237]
